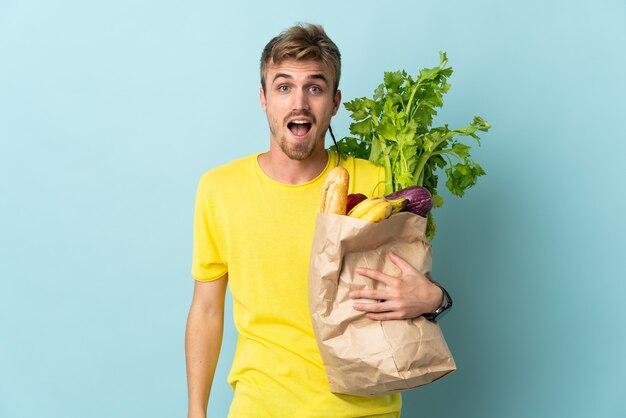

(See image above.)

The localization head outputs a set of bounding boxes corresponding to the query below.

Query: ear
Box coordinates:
[260,87,267,112]
[332,89,342,116]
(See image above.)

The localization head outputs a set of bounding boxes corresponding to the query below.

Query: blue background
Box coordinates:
[1,1,625,417]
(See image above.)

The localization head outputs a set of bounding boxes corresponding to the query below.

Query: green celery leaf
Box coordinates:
[426,211,436,241]
[473,116,492,131]
[384,71,405,92]
[449,143,471,160]
[431,154,446,169]
[350,119,374,136]
[330,137,370,159]
[344,98,369,120]
[373,83,385,100]
[369,134,385,165]
[396,129,416,145]
[432,194,444,208]
[444,162,486,197]
[377,120,398,141]
[395,171,414,190]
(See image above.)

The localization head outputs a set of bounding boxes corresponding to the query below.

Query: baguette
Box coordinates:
[320,166,349,215]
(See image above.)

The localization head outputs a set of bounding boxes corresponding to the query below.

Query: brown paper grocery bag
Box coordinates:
[308,212,456,397]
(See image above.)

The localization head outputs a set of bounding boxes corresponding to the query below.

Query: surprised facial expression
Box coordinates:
[260,59,341,161]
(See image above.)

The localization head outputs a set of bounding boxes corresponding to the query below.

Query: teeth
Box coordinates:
[292,120,309,124]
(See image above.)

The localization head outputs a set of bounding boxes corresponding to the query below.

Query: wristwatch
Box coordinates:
[423,282,452,321]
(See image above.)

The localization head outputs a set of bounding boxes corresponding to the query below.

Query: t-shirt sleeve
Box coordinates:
[191,174,228,282]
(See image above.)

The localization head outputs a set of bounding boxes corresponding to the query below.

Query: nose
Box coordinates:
[292,87,310,111]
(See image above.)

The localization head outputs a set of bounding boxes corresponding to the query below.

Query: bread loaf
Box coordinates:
[320,166,349,215]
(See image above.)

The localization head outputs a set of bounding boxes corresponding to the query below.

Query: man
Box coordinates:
[186,23,448,418]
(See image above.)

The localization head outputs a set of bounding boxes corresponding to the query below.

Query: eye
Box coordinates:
[278,85,289,92]
[310,86,322,94]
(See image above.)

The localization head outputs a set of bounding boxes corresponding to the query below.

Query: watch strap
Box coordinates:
[423,281,452,321]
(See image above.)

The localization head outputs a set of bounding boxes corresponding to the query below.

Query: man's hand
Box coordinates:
[349,250,443,321]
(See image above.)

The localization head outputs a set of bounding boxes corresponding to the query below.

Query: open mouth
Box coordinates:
[288,120,312,137]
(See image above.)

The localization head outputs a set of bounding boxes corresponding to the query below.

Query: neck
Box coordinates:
[257,147,330,185]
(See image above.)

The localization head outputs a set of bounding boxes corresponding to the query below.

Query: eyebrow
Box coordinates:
[272,73,329,85]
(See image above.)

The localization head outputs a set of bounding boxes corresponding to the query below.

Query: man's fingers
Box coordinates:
[387,250,414,274]
[355,267,395,286]
[353,300,395,313]
[349,289,388,300]
[353,298,414,320]
[357,252,418,285]
[352,300,405,320]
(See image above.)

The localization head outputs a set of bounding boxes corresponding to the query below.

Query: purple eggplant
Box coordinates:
[386,186,433,217]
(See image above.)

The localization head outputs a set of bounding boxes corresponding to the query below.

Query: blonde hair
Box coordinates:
[260,23,341,92]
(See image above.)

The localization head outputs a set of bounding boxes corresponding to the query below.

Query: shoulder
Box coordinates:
[197,154,258,192]
[333,152,386,196]
[350,156,383,173]
[338,153,384,177]
[328,151,379,173]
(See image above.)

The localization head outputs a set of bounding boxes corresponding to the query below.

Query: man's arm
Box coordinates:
[185,274,228,418]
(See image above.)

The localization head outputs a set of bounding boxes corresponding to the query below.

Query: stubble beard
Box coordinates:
[278,132,324,160]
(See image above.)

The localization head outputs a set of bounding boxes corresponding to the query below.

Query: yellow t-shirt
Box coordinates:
[192,151,401,418]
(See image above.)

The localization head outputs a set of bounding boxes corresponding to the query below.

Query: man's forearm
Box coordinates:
[185,306,224,418]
